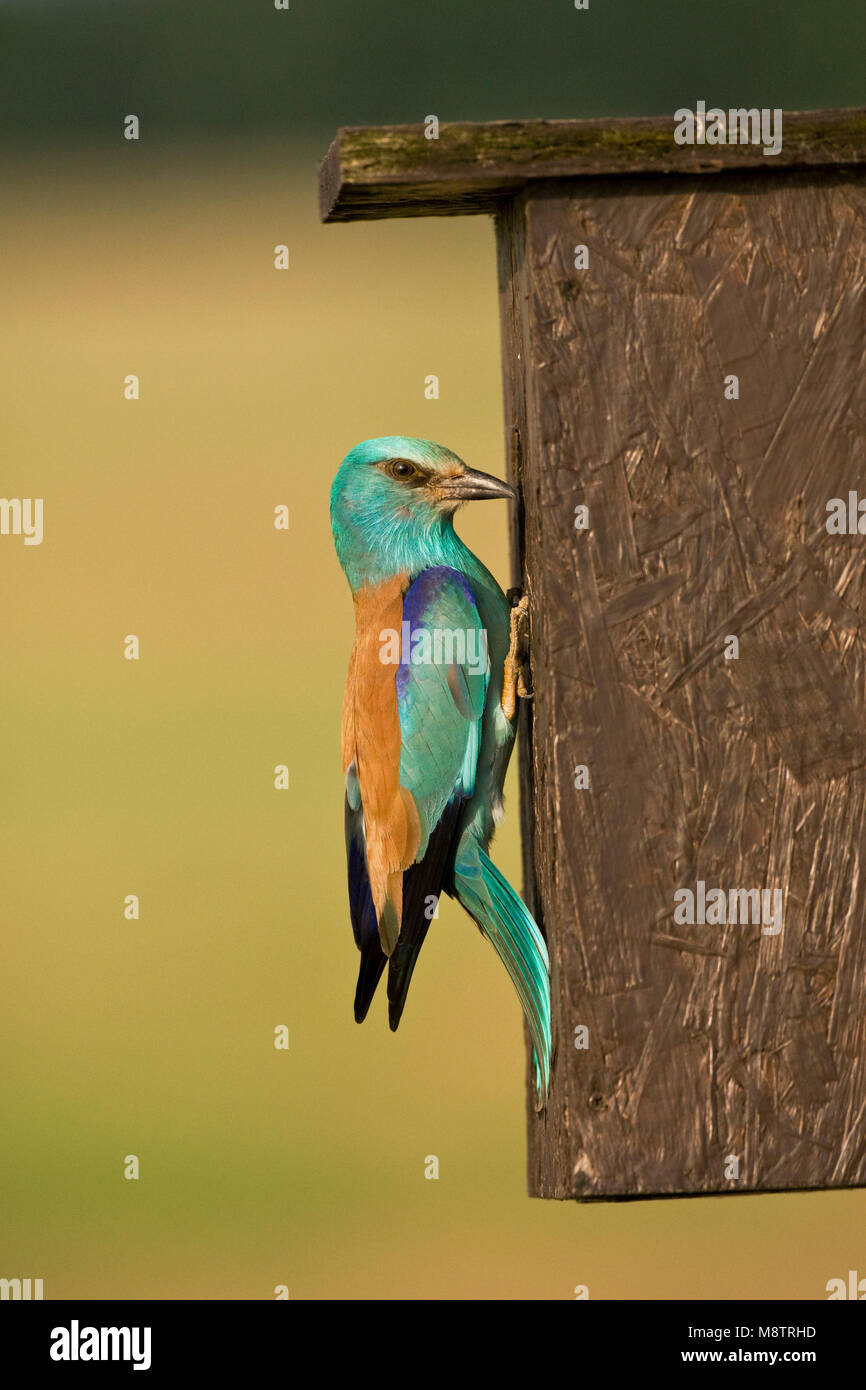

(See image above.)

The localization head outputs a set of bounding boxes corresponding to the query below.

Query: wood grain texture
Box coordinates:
[497,169,866,1198]
[320,109,866,222]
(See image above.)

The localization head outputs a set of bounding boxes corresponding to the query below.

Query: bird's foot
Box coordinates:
[502,592,532,721]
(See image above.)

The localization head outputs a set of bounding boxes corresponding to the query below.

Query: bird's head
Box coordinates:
[330,436,515,588]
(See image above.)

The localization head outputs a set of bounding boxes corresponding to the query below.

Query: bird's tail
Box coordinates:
[453,839,551,1108]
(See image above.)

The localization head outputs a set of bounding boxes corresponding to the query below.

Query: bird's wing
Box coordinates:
[387,566,489,1026]
[344,565,489,1026]
[397,565,489,839]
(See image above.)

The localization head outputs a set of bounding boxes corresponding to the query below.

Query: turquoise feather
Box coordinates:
[453,842,551,1102]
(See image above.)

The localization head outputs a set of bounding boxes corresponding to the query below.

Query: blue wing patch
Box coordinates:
[396,566,489,852]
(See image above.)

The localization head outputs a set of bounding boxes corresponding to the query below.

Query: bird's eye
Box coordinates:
[384,459,419,481]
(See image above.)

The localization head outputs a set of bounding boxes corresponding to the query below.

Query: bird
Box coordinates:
[330,435,551,1106]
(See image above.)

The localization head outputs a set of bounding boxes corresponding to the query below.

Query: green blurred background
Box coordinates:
[1,1,864,1300]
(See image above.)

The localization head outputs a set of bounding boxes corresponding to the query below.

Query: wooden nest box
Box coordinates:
[320,109,866,1199]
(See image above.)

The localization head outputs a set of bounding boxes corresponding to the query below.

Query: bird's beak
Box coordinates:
[440,468,517,502]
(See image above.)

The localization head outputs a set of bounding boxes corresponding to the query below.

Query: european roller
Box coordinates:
[330,436,551,1105]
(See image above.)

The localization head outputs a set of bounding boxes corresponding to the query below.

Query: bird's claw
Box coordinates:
[502,593,532,720]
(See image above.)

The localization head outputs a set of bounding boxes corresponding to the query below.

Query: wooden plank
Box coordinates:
[496,167,866,1198]
[320,108,866,222]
